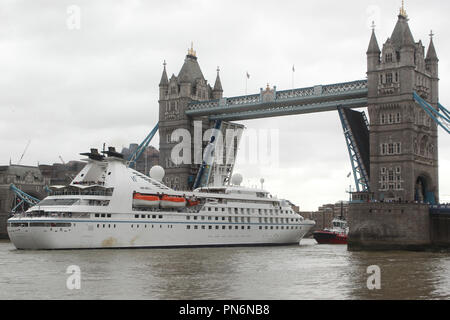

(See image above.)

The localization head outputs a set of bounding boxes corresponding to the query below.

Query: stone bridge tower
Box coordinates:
[158,45,223,190]
[366,7,439,203]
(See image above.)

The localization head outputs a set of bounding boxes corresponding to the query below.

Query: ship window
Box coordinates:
[158,215,163,219]
[97,224,99,228]
[265,226,268,229]
[194,216,198,220]
[186,216,190,220]
[247,226,250,229]
[108,224,110,228]
[208,226,212,230]
[201,226,205,230]
[222,217,225,221]
[208,216,212,220]
[134,214,139,218]
[215,217,218,221]
[152,215,156,219]
[101,214,106,218]
[103,224,105,228]
[141,215,145,218]
[114,224,116,228]
[194,226,198,229]
[215,208,218,212]
[187,225,190,229]
[215,226,219,229]
[241,226,245,230]
[201,216,205,220]
[95,214,99,217]
[259,226,262,230]
[229,226,232,229]
[222,226,226,229]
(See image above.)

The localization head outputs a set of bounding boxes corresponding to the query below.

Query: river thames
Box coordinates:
[0,239,449,300]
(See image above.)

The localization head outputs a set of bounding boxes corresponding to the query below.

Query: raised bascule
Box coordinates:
[156,3,450,250]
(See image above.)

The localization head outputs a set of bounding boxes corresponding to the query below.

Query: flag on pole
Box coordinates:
[347,172,352,178]
[246,72,250,79]
[292,65,295,72]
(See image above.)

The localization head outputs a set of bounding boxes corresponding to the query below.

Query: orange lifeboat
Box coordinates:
[187,198,200,207]
[132,193,160,208]
[160,195,186,208]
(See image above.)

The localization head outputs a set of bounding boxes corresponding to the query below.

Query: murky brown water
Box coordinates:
[0,239,449,300]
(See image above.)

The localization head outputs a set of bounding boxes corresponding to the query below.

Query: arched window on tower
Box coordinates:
[386,73,393,84]
[419,136,428,156]
[385,53,393,63]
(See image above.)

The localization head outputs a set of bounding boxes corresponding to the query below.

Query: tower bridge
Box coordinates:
[186,80,369,121]
[159,5,449,207]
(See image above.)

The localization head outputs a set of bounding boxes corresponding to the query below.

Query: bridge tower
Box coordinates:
[366,7,439,203]
[158,45,223,190]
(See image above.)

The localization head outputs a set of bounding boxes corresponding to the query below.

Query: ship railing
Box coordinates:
[51,190,113,196]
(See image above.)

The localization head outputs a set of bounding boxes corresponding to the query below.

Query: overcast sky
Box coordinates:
[1,0,450,210]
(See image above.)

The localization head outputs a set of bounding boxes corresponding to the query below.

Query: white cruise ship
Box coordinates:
[7,148,315,250]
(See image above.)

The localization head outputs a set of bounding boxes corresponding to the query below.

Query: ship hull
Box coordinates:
[312,231,347,244]
[8,216,315,250]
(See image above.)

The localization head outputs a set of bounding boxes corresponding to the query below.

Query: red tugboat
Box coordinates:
[313,217,348,244]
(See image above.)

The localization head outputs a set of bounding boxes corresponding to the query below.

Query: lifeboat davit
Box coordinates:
[160,195,186,208]
[132,193,160,208]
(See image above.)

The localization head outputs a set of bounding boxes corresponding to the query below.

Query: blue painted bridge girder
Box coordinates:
[186,80,368,121]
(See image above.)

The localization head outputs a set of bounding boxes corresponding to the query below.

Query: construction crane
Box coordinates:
[17,140,31,165]
[59,155,66,164]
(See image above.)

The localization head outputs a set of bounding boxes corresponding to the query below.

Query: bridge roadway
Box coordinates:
[186,79,368,121]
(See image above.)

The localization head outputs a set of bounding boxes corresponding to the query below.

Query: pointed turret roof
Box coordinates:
[367,29,381,54]
[213,67,223,92]
[426,32,438,61]
[390,14,415,49]
[159,61,169,87]
[178,44,205,84]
